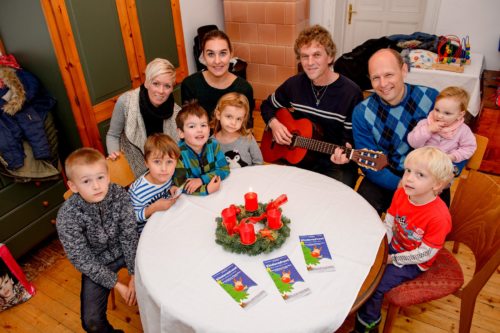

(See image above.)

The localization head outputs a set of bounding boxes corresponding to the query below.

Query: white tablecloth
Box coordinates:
[405,53,484,117]
[135,165,386,333]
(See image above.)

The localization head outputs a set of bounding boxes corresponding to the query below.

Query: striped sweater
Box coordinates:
[129,172,173,233]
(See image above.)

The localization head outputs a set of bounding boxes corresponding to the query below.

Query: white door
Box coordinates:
[341,0,430,54]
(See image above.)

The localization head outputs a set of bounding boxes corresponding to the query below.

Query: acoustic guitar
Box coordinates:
[261,108,388,171]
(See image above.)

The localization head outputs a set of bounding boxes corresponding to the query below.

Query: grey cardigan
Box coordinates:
[56,184,139,289]
[106,87,180,177]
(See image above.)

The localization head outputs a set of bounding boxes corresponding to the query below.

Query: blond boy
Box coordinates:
[56,148,138,333]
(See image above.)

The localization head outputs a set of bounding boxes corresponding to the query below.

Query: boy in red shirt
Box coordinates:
[353,147,454,333]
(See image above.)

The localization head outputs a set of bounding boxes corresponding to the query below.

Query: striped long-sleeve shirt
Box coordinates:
[129,173,173,233]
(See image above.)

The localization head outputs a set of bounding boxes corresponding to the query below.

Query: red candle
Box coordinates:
[267,208,282,230]
[221,207,237,235]
[239,222,256,245]
[244,192,258,211]
[267,194,288,211]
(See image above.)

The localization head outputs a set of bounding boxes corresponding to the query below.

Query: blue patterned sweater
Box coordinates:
[352,84,438,190]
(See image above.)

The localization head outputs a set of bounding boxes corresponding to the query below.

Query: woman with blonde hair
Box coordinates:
[107,58,181,176]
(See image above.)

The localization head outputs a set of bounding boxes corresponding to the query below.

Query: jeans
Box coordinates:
[81,256,126,333]
[357,246,422,325]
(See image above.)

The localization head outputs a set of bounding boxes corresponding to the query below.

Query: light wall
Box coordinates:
[178,0,225,74]
[435,0,499,70]
[309,0,499,70]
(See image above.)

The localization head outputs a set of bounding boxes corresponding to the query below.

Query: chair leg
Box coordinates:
[458,295,476,333]
[382,304,400,333]
[110,289,116,310]
[452,241,460,254]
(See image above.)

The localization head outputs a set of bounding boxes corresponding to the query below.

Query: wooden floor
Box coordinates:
[0,237,498,332]
[0,111,498,332]
[473,107,500,175]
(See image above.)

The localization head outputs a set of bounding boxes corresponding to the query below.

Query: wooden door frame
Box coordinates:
[40,0,188,152]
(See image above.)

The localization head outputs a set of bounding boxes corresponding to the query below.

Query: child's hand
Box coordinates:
[107,151,121,160]
[207,175,221,194]
[428,121,443,133]
[126,275,136,306]
[153,198,177,211]
[169,186,179,197]
[387,255,393,264]
[115,280,136,306]
[185,178,203,194]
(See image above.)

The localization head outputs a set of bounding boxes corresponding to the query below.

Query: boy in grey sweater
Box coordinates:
[56,147,139,333]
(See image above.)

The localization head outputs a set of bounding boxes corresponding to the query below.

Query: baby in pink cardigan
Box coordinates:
[408,86,477,173]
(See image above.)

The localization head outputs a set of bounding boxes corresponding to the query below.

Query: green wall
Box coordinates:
[0,0,82,161]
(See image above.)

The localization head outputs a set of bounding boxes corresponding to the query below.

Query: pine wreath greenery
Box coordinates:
[215,202,291,256]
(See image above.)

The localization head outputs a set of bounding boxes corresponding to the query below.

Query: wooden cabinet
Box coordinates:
[42,0,188,151]
[0,175,65,258]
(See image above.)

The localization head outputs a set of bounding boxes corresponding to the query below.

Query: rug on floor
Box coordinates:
[18,236,66,281]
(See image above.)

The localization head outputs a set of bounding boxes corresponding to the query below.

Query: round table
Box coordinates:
[135,165,387,333]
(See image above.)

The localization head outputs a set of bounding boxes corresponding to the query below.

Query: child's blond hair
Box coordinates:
[175,101,208,130]
[436,86,470,113]
[144,133,181,161]
[212,92,250,136]
[64,147,107,181]
[405,147,454,186]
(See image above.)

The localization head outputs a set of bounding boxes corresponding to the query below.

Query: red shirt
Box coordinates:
[388,188,452,270]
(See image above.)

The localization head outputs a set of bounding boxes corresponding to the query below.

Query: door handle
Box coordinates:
[348,4,357,25]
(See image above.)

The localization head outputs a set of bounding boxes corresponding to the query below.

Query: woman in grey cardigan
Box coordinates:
[106,58,180,177]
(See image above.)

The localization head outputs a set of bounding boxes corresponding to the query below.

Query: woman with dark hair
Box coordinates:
[181,30,255,127]
[106,58,181,177]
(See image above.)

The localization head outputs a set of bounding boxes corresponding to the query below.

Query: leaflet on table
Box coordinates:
[212,263,267,309]
[299,234,335,272]
[263,255,311,302]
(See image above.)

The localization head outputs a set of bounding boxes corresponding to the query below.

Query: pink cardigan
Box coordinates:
[408,119,477,163]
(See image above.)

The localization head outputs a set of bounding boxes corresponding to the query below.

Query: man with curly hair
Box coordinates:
[260,25,363,188]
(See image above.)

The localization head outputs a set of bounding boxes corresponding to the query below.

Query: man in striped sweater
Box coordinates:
[260,25,363,188]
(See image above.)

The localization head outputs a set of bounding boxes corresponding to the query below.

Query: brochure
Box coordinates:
[263,255,311,302]
[212,263,266,309]
[299,234,335,272]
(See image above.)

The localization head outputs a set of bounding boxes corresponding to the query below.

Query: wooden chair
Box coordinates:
[62,154,135,310]
[63,154,135,199]
[451,133,489,253]
[382,170,500,333]
[463,133,489,173]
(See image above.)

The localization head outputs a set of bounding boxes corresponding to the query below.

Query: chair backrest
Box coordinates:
[448,170,500,275]
[63,155,135,200]
[465,134,489,171]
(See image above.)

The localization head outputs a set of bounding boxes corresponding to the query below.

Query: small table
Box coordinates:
[405,53,485,117]
[135,165,387,333]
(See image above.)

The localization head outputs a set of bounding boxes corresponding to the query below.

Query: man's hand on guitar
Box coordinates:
[269,118,293,145]
[330,142,352,165]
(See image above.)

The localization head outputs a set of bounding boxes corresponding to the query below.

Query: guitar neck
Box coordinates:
[293,136,352,158]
